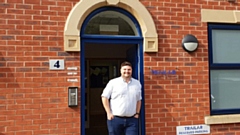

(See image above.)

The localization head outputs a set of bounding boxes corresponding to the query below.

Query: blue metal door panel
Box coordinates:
[126,45,138,79]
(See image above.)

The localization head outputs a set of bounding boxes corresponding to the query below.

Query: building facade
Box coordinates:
[1,0,240,135]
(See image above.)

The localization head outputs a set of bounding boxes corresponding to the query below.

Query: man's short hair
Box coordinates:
[120,61,132,68]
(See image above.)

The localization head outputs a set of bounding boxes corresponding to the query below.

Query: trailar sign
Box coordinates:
[176,124,210,135]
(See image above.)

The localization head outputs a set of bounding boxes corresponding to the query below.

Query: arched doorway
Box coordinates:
[80,7,145,135]
[64,0,158,53]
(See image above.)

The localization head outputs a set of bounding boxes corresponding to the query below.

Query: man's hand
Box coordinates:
[134,113,139,118]
[107,113,114,120]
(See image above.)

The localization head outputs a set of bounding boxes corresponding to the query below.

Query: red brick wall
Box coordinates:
[0,0,80,135]
[141,0,240,135]
[0,0,240,135]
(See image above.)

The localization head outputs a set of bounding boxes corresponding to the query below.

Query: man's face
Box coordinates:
[120,65,132,78]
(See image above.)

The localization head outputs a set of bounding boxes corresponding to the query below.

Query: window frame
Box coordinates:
[81,6,142,37]
[209,23,240,115]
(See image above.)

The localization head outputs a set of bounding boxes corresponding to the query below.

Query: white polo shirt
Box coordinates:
[101,77,142,117]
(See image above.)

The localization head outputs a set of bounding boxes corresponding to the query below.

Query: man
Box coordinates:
[101,61,142,135]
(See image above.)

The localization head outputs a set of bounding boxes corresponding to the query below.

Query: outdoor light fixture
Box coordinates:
[182,34,198,52]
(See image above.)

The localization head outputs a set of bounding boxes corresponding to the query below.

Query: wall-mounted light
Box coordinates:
[182,34,198,52]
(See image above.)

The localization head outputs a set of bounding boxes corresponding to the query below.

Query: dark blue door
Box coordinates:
[80,6,145,135]
[126,44,138,79]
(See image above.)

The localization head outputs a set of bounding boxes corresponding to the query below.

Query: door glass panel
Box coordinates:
[84,11,137,36]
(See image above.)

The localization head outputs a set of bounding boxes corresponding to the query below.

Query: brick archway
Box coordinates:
[64,0,158,52]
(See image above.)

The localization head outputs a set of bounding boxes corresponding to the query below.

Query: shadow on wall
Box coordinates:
[0,52,21,134]
[144,66,184,132]
[0,53,22,96]
[143,3,209,134]
[0,51,81,133]
[144,65,207,134]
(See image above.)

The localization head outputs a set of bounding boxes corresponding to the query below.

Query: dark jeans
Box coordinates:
[107,116,139,135]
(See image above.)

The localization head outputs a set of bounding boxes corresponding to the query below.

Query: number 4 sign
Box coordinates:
[49,59,65,70]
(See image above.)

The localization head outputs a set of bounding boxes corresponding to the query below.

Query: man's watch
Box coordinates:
[134,113,140,116]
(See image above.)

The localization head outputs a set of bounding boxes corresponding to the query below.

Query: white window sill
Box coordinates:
[205,114,240,125]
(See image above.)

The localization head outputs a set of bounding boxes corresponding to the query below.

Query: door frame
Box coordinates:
[80,38,145,135]
[80,6,145,135]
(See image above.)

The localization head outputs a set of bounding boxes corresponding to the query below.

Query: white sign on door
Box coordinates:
[176,124,210,135]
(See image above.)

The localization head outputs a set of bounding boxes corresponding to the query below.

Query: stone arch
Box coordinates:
[64,0,158,52]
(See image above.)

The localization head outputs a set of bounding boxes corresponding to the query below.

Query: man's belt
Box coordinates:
[114,115,134,118]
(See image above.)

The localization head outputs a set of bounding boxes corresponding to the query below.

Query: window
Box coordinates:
[84,10,138,36]
[209,24,240,115]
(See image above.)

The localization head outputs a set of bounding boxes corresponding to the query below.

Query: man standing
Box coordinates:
[101,61,142,135]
